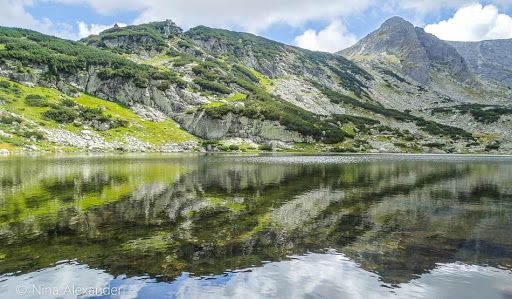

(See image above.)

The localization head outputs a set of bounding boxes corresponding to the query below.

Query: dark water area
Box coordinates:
[0,154,511,298]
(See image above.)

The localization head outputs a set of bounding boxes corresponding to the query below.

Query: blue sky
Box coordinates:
[2,0,512,52]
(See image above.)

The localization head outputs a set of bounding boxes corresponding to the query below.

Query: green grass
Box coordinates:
[376,136,390,142]
[0,77,195,149]
[249,68,273,90]
[74,94,195,145]
[341,123,356,137]
[200,93,247,109]
[131,54,172,70]
[226,93,246,101]
[313,82,474,140]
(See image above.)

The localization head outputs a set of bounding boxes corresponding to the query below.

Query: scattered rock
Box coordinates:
[0,130,13,138]
[131,104,168,123]
[92,121,111,131]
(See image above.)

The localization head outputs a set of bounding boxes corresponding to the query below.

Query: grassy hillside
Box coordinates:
[0,27,183,87]
[0,77,194,152]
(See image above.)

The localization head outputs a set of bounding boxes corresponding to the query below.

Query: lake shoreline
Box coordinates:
[2,151,512,158]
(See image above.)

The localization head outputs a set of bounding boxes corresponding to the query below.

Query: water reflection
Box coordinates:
[0,154,511,297]
[1,255,511,299]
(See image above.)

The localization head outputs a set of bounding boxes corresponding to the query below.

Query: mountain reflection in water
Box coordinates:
[0,154,511,298]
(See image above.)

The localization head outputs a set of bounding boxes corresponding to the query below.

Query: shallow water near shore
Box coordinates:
[0,153,511,298]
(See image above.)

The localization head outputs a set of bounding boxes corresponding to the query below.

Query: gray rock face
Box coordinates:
[447,39,512,87]
[84,19,183,58]
[178,111,310,143]
[100,35,163,57]
[159,19,183,36]
[340,16,470,85]
[0,62,199,118]
[415,28,469,81]
[186,28,367,94]
[271,76,346,116]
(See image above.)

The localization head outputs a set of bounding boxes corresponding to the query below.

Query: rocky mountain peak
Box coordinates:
[339,16,470,85]
[161,19,183,36]
[380,16,414,29]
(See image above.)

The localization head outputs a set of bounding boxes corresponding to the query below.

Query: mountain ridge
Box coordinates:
[447,38,512,88]
[339,16,471,85]
[0,16,511,154]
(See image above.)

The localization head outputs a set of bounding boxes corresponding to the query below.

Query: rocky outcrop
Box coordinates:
[0,62,327,145]
[41,127,199,152]
[415,28,469,81]
[271,76,346,116]
[340,16,470,85]
[83,20,183,57]
[0,62,205,117]
[100,35,163,57]
[186,27,369,95]
[157,19,184,37]
[447,39,512,87]
[178,111,310,143]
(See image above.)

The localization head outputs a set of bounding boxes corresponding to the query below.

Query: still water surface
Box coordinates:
[0,154,511,298]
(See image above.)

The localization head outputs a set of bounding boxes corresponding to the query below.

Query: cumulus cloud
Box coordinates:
[0,0,126,40]
[45,0,371,33]
[425,3,512,41]
[0,0,79,39]
[0,0,45,31]
[294,20,357,52]
[4,0,512,43]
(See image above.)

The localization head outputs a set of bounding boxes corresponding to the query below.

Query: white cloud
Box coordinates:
[0,0,78,39]
[0,0,126,40]
[4,0,512,44]
[397,0,471,14]
[48,0,146,14]
[45,0,371,33]
[425,3,512,41]
[77,22,127,39]
[294,20,357,52]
